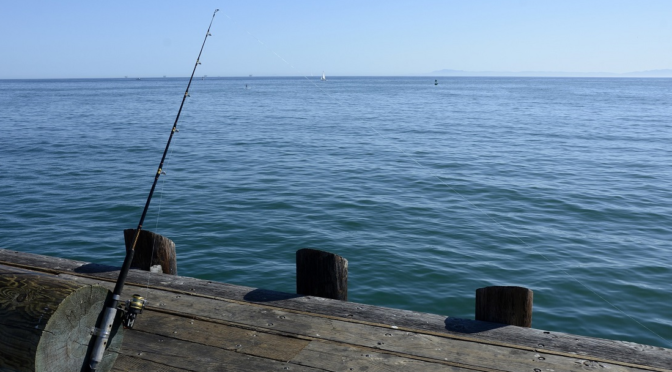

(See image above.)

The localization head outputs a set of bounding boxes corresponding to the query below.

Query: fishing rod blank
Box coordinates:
[87,9,219,372]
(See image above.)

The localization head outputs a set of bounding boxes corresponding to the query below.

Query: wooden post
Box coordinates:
[0,264,123,372]
[124,229,177,275]
[475,286,533,327]
[296,248,348,301]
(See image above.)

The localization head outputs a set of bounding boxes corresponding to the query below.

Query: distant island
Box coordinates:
[429,69,672,78]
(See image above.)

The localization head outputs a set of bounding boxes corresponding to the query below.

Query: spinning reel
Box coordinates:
[121,294,146,329]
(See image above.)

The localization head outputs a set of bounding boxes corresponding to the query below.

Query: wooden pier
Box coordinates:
[1,248,670,372]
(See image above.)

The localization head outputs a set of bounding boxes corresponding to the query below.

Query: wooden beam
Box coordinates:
[0,264,123,372]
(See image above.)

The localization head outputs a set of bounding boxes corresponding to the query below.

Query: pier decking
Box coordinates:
[1,248,670,372]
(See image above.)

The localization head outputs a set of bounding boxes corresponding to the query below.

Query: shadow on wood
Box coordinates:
[243,288,302,303]
[73,262,120,274]
[296,248,348,301]
[475,286,533,327]
[124,229,177,275]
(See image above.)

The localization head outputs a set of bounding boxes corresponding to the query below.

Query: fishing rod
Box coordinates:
[87,9,219,372]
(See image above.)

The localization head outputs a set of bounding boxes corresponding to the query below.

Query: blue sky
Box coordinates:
[1,0,670,78]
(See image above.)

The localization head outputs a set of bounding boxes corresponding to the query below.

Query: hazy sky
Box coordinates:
[1,0,671,78]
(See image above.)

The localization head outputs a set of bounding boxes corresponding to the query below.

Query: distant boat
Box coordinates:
[434,79,438,85]
[321,72,326,81]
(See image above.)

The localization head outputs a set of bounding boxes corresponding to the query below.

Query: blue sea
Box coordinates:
[1,76,670,348]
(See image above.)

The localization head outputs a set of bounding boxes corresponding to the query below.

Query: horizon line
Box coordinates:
[3,74,672,80]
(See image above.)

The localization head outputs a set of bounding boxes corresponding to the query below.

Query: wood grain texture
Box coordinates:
[292,340,483,372]
[475,286,533,327]
[1,249,671,372]
[0,264,123,372]
[124,229,177,275]
[60,275,659,372]
[131,311,310,361]
[112,355,193,372]
[117,329,322,372]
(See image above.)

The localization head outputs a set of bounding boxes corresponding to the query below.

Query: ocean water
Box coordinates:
[1,76,670,348]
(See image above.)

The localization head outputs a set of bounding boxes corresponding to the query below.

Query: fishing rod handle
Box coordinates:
[88,249,134,371]
[87,296,120,372]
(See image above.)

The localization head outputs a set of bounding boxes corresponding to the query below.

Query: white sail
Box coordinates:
[321,72,326,81]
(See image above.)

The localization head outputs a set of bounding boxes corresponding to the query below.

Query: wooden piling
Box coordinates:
[123,229,177,275]
[0,264,123,372]
[296,248,348,301]
[475,286,533,327]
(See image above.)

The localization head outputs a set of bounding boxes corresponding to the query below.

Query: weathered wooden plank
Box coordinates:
[112,355,194,372]
[119,329,323,371]
[121,311,469,372]
[292,340,484,372]
[92,275,672,369]
[1,249,671,371]
[132,311,310,361]
[60,274,659,372]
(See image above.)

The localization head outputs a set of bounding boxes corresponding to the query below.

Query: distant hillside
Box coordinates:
[429,69,672,77]
[621,69,672,77]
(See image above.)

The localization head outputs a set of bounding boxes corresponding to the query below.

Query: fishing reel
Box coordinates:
[121,294,147,329]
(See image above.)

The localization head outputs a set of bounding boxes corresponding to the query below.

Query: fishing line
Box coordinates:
[144,119,183,303]
[86,9,220,371]
[222,11,670,347]
[139,56,202,316]
[145,151,171,299]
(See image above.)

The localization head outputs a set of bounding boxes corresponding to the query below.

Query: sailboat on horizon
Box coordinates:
[321,71,326,81]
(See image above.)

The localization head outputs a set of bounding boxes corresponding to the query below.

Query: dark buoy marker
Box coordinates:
[435,79,438,85]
